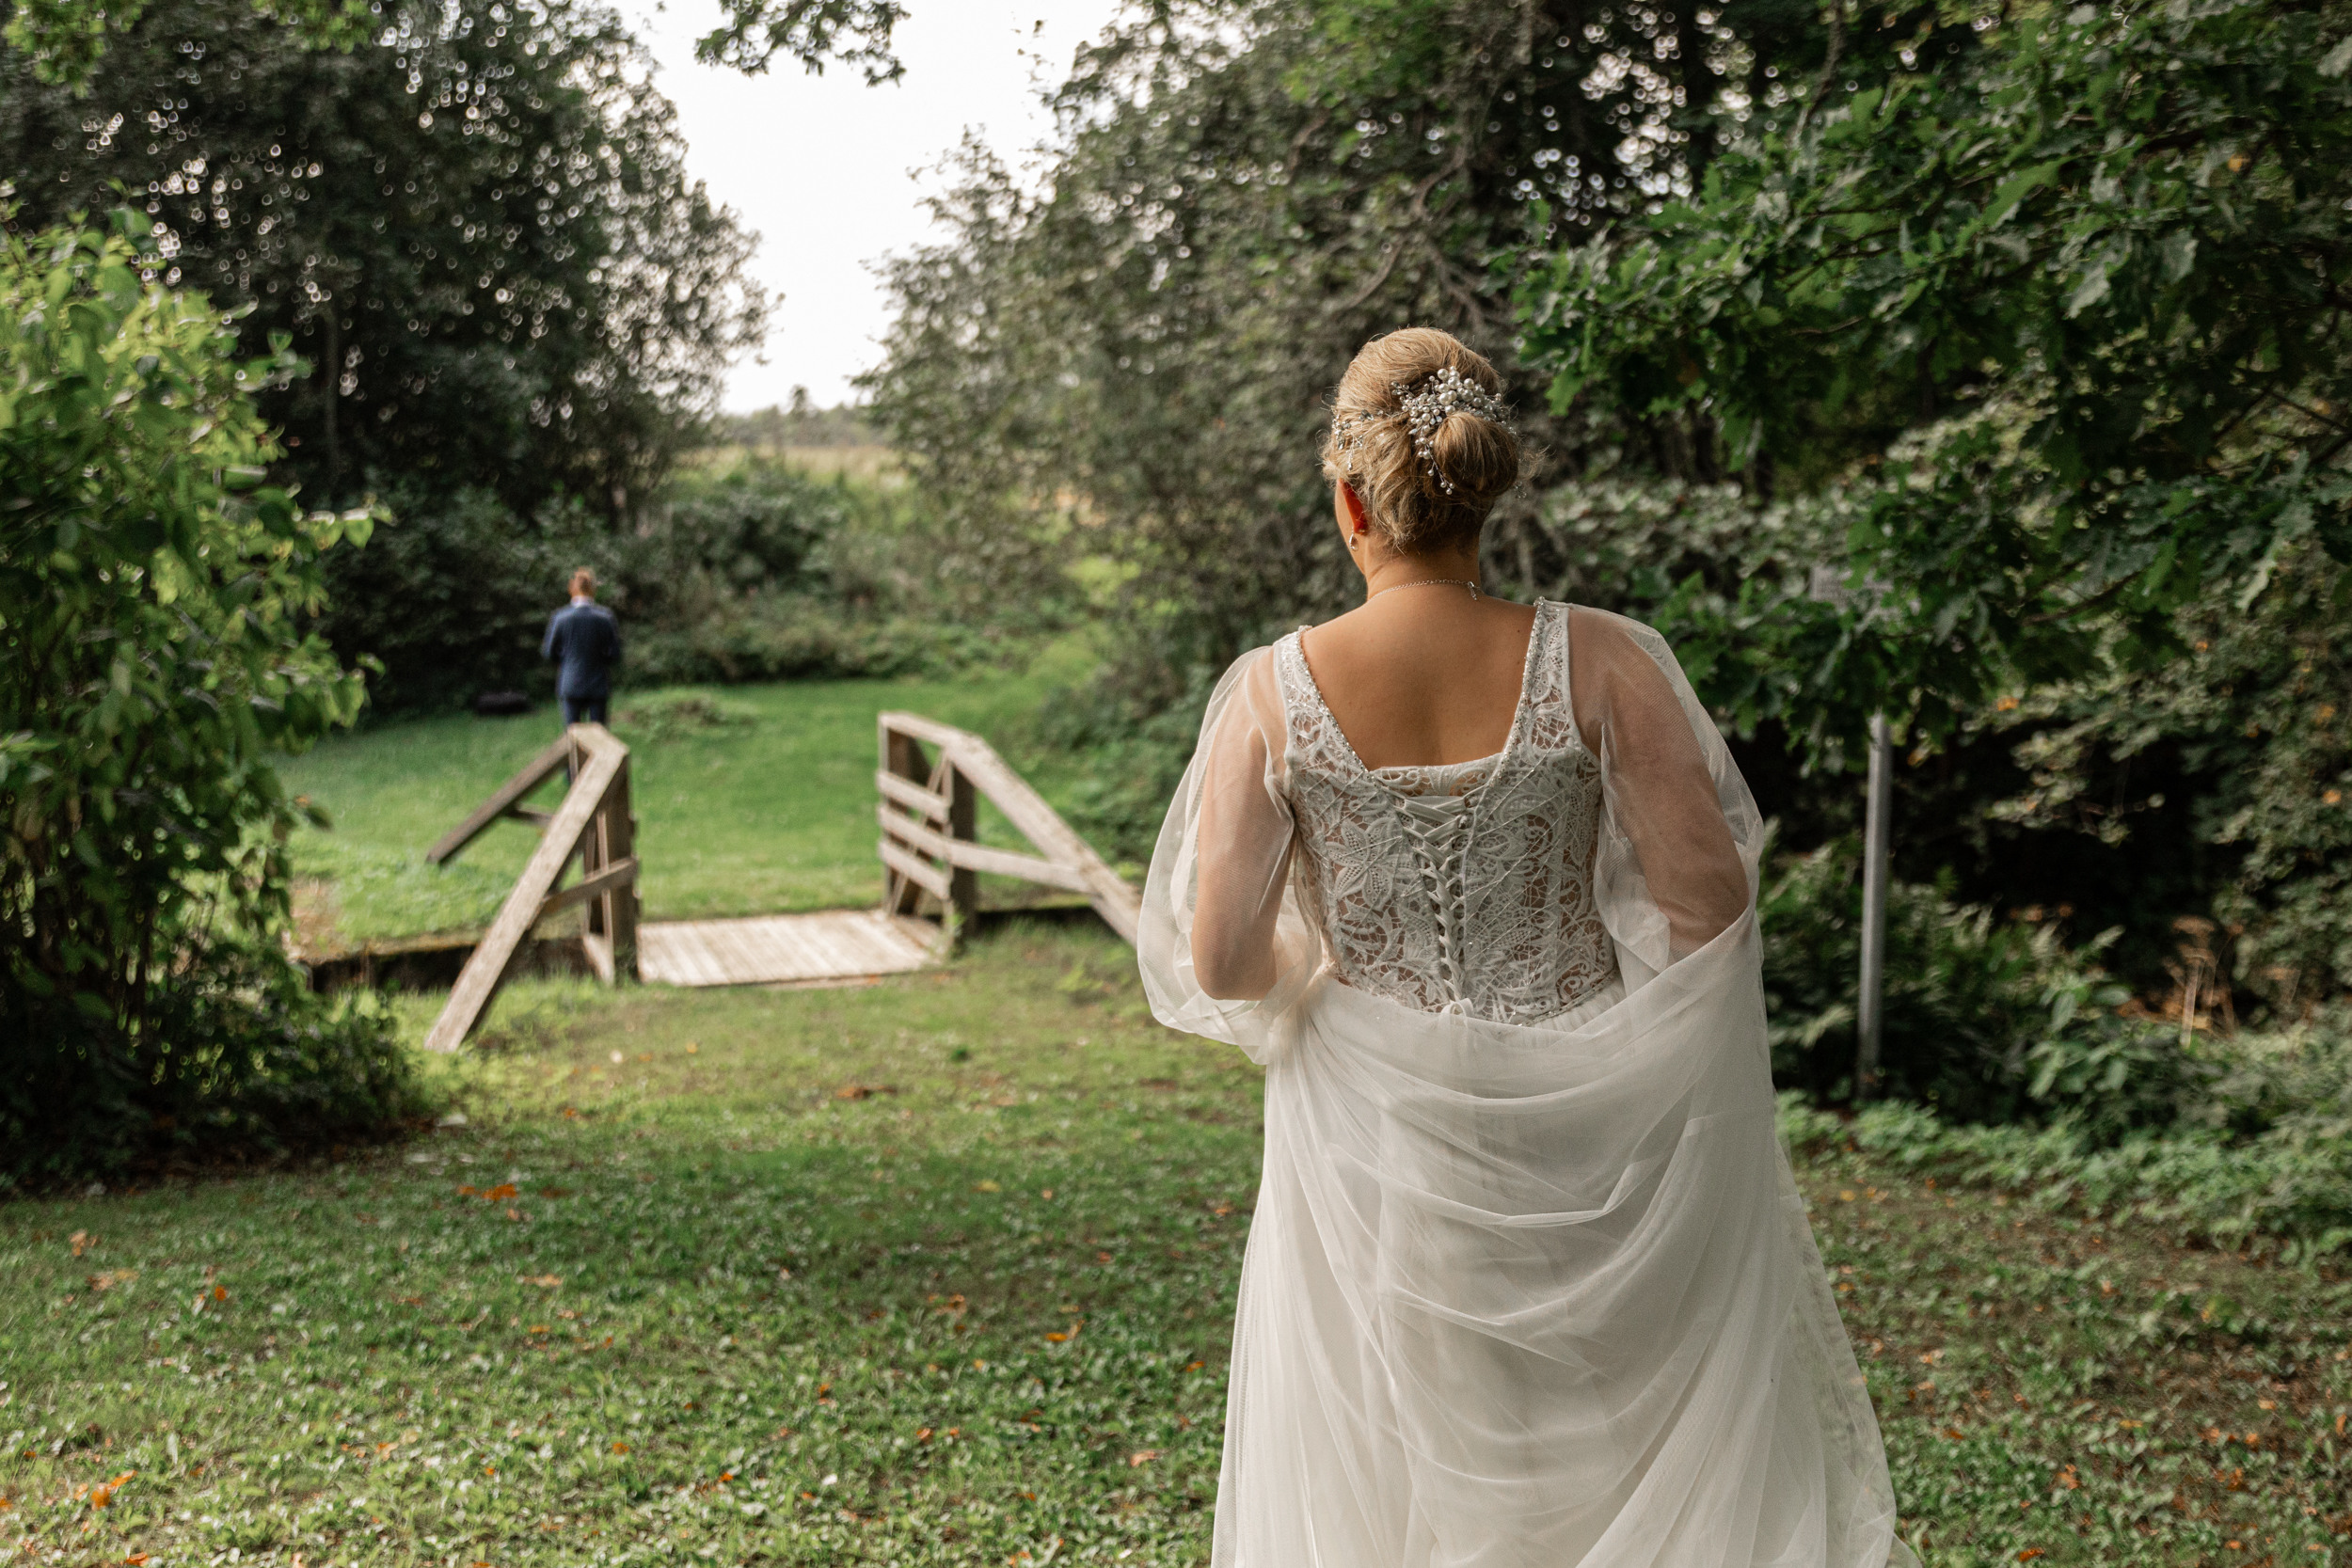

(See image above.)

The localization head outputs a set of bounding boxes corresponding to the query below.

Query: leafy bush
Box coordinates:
[6,948,422,1184]
[626,596,993,688]
[1759,837,2189,1136]
[1986,542,2352,1010]
[1019,668,1227,869]
[0,214,423,1186]
[318,456,1032,709]
[310,481,585,711]
[1779,1073,2352,1261]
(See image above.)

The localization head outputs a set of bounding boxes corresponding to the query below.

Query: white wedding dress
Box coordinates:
[1139,602,1914,1568]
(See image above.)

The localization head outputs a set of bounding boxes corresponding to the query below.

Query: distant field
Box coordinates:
[281,640,1103,949]
[688,443,902,483]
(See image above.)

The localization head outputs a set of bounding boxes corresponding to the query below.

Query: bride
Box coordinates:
[1138,328,1914,1567]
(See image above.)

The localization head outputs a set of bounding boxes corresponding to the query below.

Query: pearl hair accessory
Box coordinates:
[1395,367,1508,494]
[1330,366,1512,495]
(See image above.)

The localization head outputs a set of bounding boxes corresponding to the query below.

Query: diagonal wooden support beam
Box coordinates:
[426,734,574,865]
[537,857,640,922]
[424,725,634,1053]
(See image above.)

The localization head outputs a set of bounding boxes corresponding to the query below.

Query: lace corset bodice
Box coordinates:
[1277,601,1618,1024]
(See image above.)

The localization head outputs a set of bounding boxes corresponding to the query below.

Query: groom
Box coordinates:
[542,567,621,726]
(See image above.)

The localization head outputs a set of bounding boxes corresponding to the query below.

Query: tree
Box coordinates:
[867,0,1965,707]
[4,0,908,89]
[0,0,766,521]
[1516,0,2352,763]
[1,214,416,1181]
[3,0,372,90]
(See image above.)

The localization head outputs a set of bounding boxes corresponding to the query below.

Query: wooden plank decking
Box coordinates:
[639,910,938,989]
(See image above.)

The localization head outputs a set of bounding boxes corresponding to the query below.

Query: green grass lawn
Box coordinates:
[5,926,2349,1566]
[279,641,1105,949]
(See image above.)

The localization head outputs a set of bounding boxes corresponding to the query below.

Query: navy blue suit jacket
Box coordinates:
[542,601,621,701]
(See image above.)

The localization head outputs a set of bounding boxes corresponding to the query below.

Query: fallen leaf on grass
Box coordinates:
[974,1180,1001,1194]
[521,1274,562,1287]
[124,1555,149,1565]
[87,1471,135,1509]
[837,1083,898,1100]
[70,1231,95,1258]
[87,1270,136,1291]
[1128,1449,1159,1467]
[457,1182,519,1202]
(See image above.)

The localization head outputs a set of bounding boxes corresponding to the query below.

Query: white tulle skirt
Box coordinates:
[1211,922,1915,1568]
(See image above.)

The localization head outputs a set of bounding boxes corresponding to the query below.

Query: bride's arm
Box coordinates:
[1568,608,1750,958]
[1188,654,1297,1000]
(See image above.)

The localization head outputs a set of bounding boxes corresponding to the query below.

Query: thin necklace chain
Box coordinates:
[1371,577,1483,601]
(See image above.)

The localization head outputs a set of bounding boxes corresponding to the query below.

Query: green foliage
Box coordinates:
[0,214,420,1182]
[691,0,907,82]
[1987,540,2352,1000]
[1518,0,2352,760]
[0,0,765,521]
[1022,673,1226,869]
[316,457,1030,710]
[1,0,372,90]
[1782,1068,2352,1261]
[1759,837,2186,1134]
[867,0,1859,703]
[3,0,904,102]
[626,598,994,689]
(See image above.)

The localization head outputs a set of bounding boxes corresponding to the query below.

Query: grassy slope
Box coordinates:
[4,928,2348,1565]
[280,643,1104,948]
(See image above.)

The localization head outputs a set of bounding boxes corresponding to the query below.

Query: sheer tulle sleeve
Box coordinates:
[1138,646,1322,1062]
[1569,605,1765,983]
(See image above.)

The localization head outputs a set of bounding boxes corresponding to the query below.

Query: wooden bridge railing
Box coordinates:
[877,712,1139,951]
[421,723,641,1053]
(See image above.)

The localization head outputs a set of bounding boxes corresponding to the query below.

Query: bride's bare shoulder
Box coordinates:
[1306,595,1538,660]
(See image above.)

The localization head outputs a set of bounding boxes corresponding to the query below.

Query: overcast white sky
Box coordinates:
[624,1,1126,412]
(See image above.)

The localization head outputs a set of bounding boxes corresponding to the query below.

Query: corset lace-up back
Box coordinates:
[1277,601,1617,1023]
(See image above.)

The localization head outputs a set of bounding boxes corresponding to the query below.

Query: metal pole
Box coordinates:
[1856,713,1892,1101]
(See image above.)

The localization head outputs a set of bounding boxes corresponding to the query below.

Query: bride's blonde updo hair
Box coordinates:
[1319,327,1520,555]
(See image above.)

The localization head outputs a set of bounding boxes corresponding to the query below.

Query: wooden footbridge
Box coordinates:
[419,713,1140,1052]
